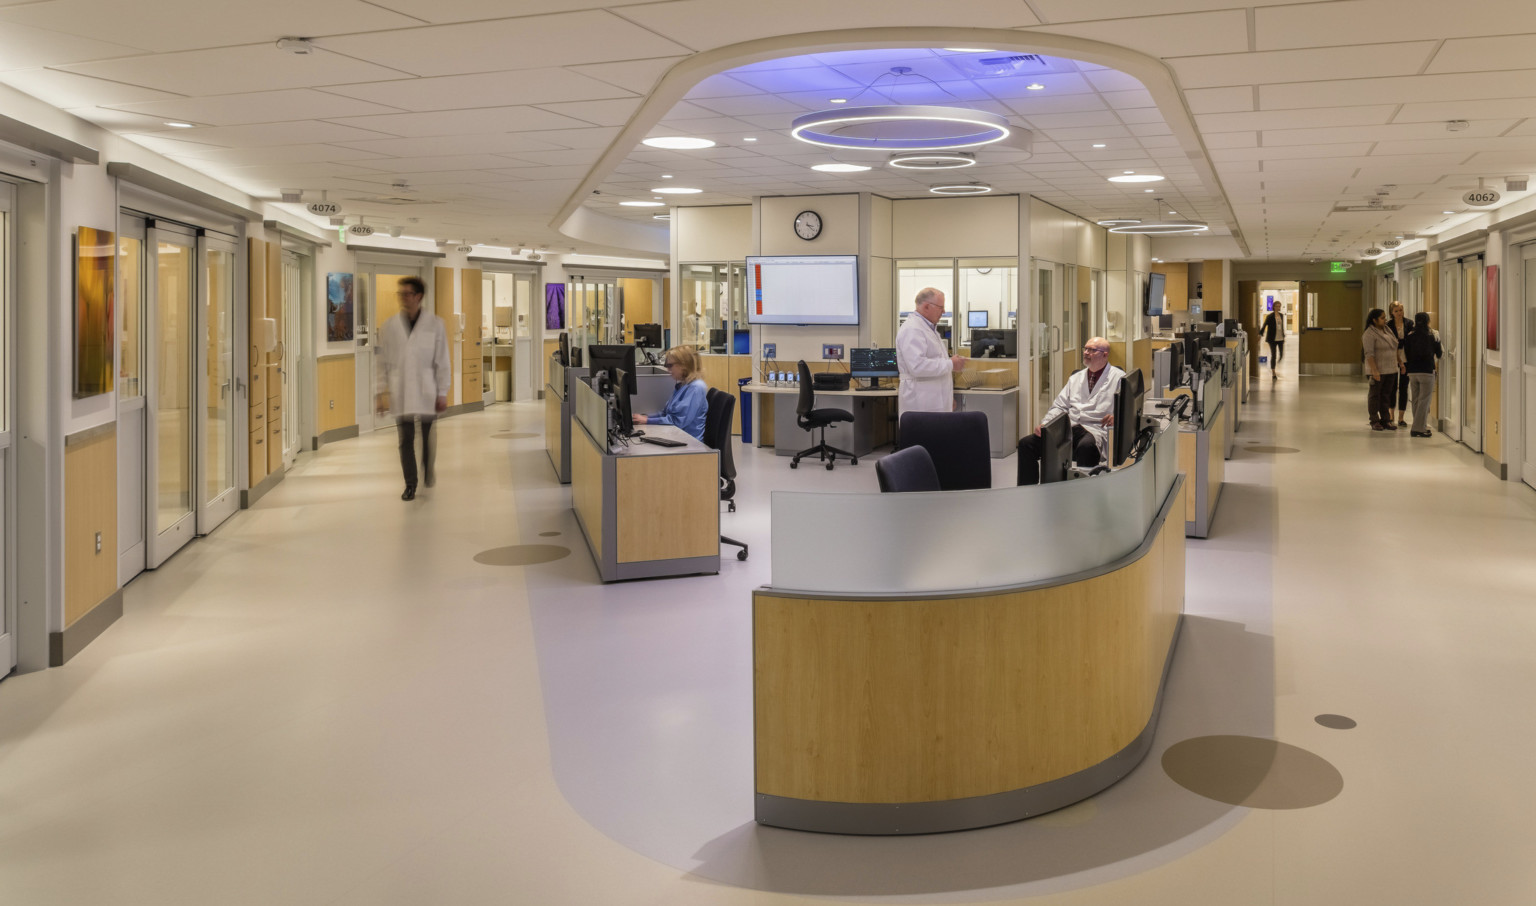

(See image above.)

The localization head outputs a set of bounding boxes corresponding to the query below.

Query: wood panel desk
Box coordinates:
[570,382,720,582]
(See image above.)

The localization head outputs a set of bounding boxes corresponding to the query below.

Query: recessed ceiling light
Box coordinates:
[811,163,872,172]
[1144,189,1155,193]
[642,136,715,150]
[743,136,757,142]
[620,201,665,207]
[660,174,673,179]
[1110,173,1166,183]
[165,122,195,128]
[930,182,992,195]
[829,98,848,104]
[1092,143,1106,148]
[1026,83,1045,90]
[652,186,702,194]
[1442,210,1455,214]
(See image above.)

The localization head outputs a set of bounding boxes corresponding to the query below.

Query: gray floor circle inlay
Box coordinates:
[1162,735,1343,809]
[539,531,561,537]
[1315,714,1357,729]
[1247,445,1301,454]
[474,544,571,566]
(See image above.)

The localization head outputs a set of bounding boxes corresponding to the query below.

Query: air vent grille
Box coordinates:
[346,195,439,206]
[1332,203,1403,212]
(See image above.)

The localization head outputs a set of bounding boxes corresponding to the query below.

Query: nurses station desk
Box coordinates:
[569,378,720,582]
[745,383,1021,459]
[753,426,1185,834]
[545,356,675,484]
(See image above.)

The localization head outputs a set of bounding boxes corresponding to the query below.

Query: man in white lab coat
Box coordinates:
[895,287,965,414]
[376,276,452,500]
[1016,337,1123,484]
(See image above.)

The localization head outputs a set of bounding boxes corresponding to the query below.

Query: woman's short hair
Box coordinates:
[664,346,701,381]
[1366,307,1385,329]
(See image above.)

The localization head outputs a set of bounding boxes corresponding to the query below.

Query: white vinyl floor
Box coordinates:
[2,359,1536,905]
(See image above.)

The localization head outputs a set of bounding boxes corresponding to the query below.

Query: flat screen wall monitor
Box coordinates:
[968,310,988,328]
[1145,271,1167,317]
[708,327,727,351]
[1204,309,1224,323]
[1158,314,1174,330]
[745,254,859,325]
[1112,368,1146,467]
[1039,414,1073,484]
[587,344,637,397]
[849,347,900,387]
[633,323,662,349]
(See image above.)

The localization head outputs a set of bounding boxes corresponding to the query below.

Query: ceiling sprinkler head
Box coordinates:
[275,37,314,55]
[1446,119,1470,132]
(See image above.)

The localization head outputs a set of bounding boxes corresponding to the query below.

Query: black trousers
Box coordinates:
[1017,424,1100,485]
[1393,370,1408,410]
[1380,373,1401,417]
[1267,339,1284,366]
[1366,377,1391,426]
[397,415,436,490]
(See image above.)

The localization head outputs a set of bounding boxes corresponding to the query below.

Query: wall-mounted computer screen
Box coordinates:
[745,255,859,325]
[1145,272,1167,317]
[632,323,661,349]
[967,310,988,328]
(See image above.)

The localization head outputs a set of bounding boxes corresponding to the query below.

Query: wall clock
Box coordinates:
[794,210,822,240]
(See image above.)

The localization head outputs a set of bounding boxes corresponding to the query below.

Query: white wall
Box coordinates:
[755,194,862,366]
[893,195,1019,259]
[677,205,752,261]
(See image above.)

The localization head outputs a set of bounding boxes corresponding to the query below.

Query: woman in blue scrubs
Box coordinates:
[633,346,709,440]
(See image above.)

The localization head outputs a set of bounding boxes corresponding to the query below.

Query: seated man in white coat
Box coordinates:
[895,287,966,414]
[376,276,452,501]
[1016,337,1123,484]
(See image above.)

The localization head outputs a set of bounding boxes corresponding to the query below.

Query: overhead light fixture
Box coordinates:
[811,163,872,172]
[1109,173,1165,183]
[653,214,671,221]
[1107,196,1208,234]
[165,121,195,128]
[1096,218,1141,227]
[791,67,1011,151]
[1144,189,1154,192]
[888,151,976,170]
[1092,143,1107,148]
[1442,210,1456,214]
[929,182,992,195]
[621,201,665,207]
[642,136,715,150]
[660,174,673,179]
[743,136,758,142]
[1026,83,1045,91]
[652,186,702,194]
[829,98,848,104]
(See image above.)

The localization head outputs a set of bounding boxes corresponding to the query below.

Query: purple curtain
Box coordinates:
[545,284,565,330]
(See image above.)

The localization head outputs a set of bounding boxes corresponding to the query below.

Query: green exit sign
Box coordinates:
[1330,261,1348,273]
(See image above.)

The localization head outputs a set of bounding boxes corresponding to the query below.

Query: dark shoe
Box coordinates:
[1412,430,1432,437]
[1397,420,1407,427]
[1384,423,1398,430]
[402,487,416,500]
[1372,423,1386,431]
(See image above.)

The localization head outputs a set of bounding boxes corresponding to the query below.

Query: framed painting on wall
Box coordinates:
[74,226,115,398]
[1486,264,1499,351]
[327,272,355,342]
[545,283,565,330]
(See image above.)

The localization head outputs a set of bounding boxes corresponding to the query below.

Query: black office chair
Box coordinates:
[791,360,856,471]
[703,388,748,560]
[897,411,991,490]
[875,445,941,493]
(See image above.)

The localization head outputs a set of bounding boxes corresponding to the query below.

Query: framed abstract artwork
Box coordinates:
[1486,264,1499,351]
[74,226,115,398]
[327,272,355,342]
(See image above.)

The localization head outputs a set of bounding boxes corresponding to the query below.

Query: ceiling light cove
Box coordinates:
[811,163,871,172]
[1096,218,1141,227]
[653,214,671,221]
[620,201,665,207]
[652,187,702,194]
[791,106,1011,151]
[642,136,715,150]
[1109,173,1165,183]
[1109,220,1209,235]
[888,151,976,170]
[930,182,992,195]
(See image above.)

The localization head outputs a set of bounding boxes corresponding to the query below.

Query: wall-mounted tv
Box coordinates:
[745,255,859,326]
[1145,271,1167,317]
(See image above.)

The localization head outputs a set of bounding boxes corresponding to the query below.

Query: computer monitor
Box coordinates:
[1166,340,1185,391]
[1112,368,1146,467]
[733,329,750,355]
[610,367,634,439]
[1038,413,1073,484]
[1158,314,1174,331]
[587,344,637,397]
[996,328,1018,357]
[632,323,662,349]
[849,347,899,388]
[970,328,1002,358]
[557,331,570,366]
[708,328,727,352]
[900,311,914,320]
[1177,331,1206,377]
[1204,309,1223,324]
[967,310,988,329]
[1223,318,1240,337]
[1145,272,1167,317]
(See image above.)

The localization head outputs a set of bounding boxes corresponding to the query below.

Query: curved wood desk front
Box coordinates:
[753,433,1185,835]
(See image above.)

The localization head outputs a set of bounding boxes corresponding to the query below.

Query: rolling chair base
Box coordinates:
[790,428,858,471]
[722,534,748,561]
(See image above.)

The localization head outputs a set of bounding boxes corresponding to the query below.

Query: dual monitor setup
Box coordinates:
[586,344,685,449]
[1035,368,1148,484]
[1150,330,1229,429]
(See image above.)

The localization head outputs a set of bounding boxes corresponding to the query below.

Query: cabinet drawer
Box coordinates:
[250,407,266,429]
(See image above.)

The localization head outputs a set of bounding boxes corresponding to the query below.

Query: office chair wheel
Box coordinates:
[737,549,748,561]
[790,460,798,469]
[851,457,858,466]
[825,461,834,471]
[728,501,736,513]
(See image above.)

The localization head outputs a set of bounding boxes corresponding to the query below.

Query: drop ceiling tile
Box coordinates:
[1210,143,1374,162]
[533,98,642,127]
[1083,69,1146,93]
[1256,0,1536,51]
[115,89,402,126]
[1196,105,1398,133]
[494,147,604,166]
[528,126,622,149]
[0,22,147,72]
[687,94,814,118]
[342,154,534,174]
[1262,70,1536,111]
[1100,90,1157,111]
[0,0,420,52]
[649,115,756,136]
[1393,98,1536,124]
[625,0,1038,52]
[133,120,394,148]
[0,67,179,108]
[1018,111,1124,130]
[1371,136,1536,156]
[321,11,691,78]
[1033,10,1250,58]
[167,143,389,165]
[340,168,527,185]
[361,0,662,22]
[487,164,595,181]
[1203,132,1258,150]
[1047,125,1134,143]
[322,67,639,113]
[725,65,865,95]
[62,43,410,95]
[1169,42,1437,90]
[328,133,569,157]
[208,161,388,180]
[569,56,687,95]
[1183,86,1254,114]
[1265,120,1518,147]
[328,106,594,137]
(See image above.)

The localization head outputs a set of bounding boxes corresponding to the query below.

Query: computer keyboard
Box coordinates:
[637,435,686,447]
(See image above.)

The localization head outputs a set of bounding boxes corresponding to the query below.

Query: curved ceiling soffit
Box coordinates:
[554,26,1248,258]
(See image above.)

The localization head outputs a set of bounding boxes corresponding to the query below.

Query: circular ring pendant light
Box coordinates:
[1108,220,1209,234]
[791,105,1011,151]
[929,182,992,195]
[888,151,976,170]
[1096,218,1141,227]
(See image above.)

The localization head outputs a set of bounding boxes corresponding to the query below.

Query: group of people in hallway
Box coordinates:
[1363,300,1442,436]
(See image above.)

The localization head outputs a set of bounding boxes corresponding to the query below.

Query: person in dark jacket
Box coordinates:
[1385,300,1410,426]
[1401,311,1442,437]
[1260,306,1286,375]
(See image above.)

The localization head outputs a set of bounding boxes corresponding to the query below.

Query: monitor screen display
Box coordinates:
[967,310,988,328]
[849,347,899,378]
[632,323,661,349]
[1146,272,1167,317]
[745,255,859,325]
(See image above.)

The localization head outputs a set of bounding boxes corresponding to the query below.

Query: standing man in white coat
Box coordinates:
[376,276,452,501]
[1015,337,1123,484]
[896,287,965,415]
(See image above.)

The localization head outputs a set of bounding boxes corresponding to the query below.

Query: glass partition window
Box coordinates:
[956,258,1018,349]
[204,246,233,505]
[118,236,143,400]
[679,264,734,351]
[156,240,193,533]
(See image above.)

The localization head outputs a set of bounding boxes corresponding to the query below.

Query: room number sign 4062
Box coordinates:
[1462,189,1500,207]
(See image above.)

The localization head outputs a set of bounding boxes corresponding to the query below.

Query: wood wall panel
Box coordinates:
[65,428,118,627]
[615,453,718,562]
[1153,262,1189,312]
[572,427,604,550]
[317,355,356,434]
[461,268,482,406]
[754,499,1184,804]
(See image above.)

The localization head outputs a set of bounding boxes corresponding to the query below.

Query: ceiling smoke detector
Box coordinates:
[1446,120,1470,132]
[275,37,314,55]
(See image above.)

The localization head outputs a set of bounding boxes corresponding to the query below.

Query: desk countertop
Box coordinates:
[742,382,897,397]
[611,424,712,456]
